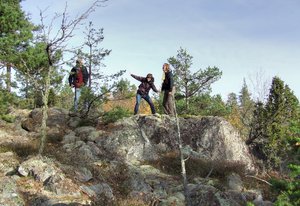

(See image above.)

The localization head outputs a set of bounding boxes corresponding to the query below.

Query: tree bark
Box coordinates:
[174,99,191,206]
[6,63,11,92]
[39,66,52,154]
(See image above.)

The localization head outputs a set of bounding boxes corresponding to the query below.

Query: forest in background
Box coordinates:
[0,0,299,205]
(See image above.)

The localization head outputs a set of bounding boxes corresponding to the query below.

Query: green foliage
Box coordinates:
[239,79,255,137]
[270,100,300,205]
[32,88,57,108]
[1,114,16,123]
[16,42,64,103]
[102,106,131,124]
[175,93,230,117]
[227,92,238,108]
[0,0,34,90]
[224,81,255,139]
[75,21,112,89]
[264,77,299,168]
[0,0,33,58]
[113,78,136,99]
[47,88,57,107]
[56,82,74,110]
[79,86,102,113]
[272,164,300,206]
[0,89,14,115]
[168,47,222,110]
[248,76,300,169]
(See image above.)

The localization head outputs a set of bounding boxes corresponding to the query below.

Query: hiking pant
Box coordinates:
[74,87,82,112]
[134,93,156,115]
[162,89,175,116]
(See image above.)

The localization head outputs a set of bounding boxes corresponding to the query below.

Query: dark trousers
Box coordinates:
[162,90,175,115]
[134,93,156,115]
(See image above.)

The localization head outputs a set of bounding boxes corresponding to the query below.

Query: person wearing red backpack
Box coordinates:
[68,58,89,112]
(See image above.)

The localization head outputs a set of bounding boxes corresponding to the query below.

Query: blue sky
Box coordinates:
[21,0,300,101]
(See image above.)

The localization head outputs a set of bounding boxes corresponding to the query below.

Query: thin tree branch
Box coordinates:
[245,175,272,186]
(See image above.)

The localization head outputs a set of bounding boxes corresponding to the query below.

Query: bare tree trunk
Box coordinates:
[39,65,52,154]
[6,63,11,92]
[88,44,92,88]
[185,84,189,111]
[174,98,191,206]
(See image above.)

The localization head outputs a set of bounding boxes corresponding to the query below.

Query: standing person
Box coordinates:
[161,63,175,115]
[131,73,159,115]
[68,58,89,112]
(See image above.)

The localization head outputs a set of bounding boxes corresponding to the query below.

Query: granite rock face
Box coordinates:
[97,115,255,172]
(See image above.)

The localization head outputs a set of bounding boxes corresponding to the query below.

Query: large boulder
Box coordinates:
[96,115,255,172]
[21,108,71,141]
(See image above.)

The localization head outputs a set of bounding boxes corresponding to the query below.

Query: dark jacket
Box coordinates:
[161,71,174,92]
[131,74,158,96]
[68,66,89,87]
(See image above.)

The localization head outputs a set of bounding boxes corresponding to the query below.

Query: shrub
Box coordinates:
[0,89,16,115]
[1,114,16,123]
[272,164,300,206]
[102,106,131,124]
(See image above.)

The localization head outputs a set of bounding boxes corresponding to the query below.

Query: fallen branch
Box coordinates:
[245,175,272,186]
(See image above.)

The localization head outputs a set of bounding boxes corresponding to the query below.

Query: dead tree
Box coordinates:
[173,99,192,206]
[35,0,108,154]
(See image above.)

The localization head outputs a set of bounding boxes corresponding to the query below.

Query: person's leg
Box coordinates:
[134,93,142,115]
[74,88,81,112]
[144,95,156,114]
[162,90,169,114]
[166,92,175,116]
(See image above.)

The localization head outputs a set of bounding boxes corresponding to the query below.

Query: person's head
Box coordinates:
[162,63,170,73]
[76,58,83,67]
[146,73,153,82]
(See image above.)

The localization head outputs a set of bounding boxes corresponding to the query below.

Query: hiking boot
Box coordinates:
[152,113,161,118]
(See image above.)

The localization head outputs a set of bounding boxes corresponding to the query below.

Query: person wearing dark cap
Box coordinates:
[131,73,159,115]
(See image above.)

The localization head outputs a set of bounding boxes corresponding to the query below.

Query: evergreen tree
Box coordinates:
[168,47,222,111]
[226,92,243,135]
[16,42,63,108]
[227,92,238,108]
[248,76,299,169]
[238,79,255,138]
[247,101,267,162]
[113,78,136,99]
[264,77,299,168]
[79,21,111,89]
[0,0,33,92]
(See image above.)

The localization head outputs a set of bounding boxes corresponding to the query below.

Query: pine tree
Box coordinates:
[79,21,111,88]
[16,42,64,108]
[227,92,243,136]
[0,0,33,92]
[249,76,300,169]
[168,47,222,111]
[238,79,255,138]
[264,77,299,168]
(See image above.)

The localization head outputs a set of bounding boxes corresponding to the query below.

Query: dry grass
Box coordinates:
[116,199,148,206]
[146,151,247,180]
[0,141,39,159]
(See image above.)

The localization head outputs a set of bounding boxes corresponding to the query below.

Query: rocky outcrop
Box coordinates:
[94,115,255,172]
[0,108,268,206]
